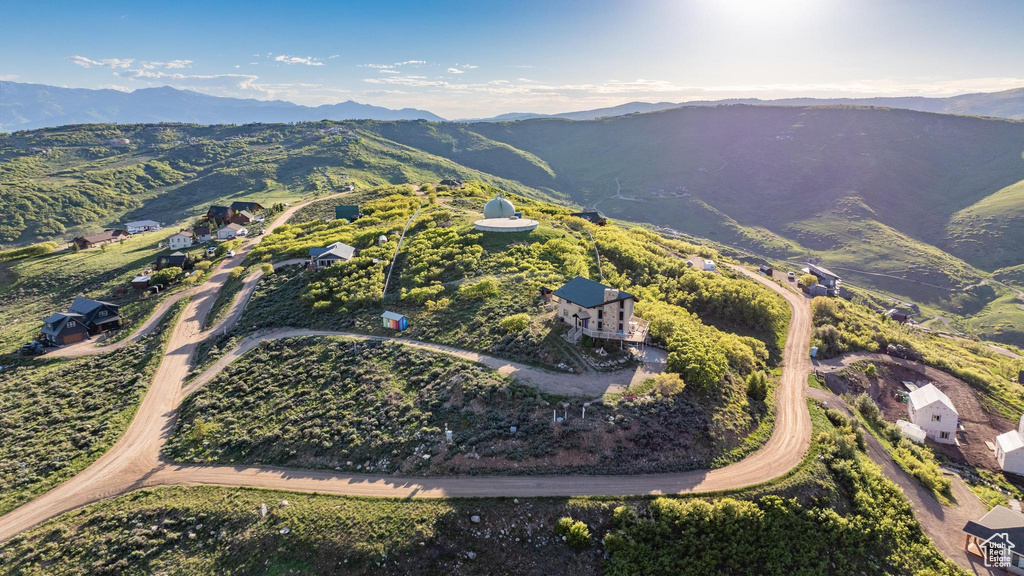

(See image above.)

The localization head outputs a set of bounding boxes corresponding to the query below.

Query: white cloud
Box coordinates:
[360,60,426,70]
[328,54,340,59]
[98,84,131,92]
[447,68,464,74]
[273,54,324,66]
[0,74,19,80]
[70,55,134,69]
[379,69,401,75]
[142,59,192,70]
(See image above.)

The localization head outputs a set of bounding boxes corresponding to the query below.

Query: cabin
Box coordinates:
[124,220,161,234]
[73,229,131,250]
[570,211,607,225]
[156,251,190,270]
[440,179,463,188]
[335,205,360,222]
[885,309,912,323]
[803,263,842,296]
[131,275,151,291]
[907,383,958,444]
[230,210,255,225]
[193,225,212,243]
[217,223,248,239]
[996,416,1024,476]
[552,276,648,344]
[963,506,1024,573]
[68,297,120,334]
[308,241,356,270]
[40,312,88,346]
[207,205,235,224]
[168,231,195,251]
[381,311,408,331]
[230,201,264,214]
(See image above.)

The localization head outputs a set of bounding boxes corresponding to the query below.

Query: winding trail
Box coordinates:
[0,200,812,542]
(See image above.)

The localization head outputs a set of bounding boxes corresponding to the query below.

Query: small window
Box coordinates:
[597,321,603,331]
[98,310,108,317]
[67,321,76,328]
[619,311,624,321]
[597,310,603,319]
[931,414,941,422]
[940,431,950,440]
[562,309,568,317]
[618,322,624,331]
[619,300,624,309]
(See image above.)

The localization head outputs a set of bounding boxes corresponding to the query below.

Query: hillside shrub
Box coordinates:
[746,371,769,401]
[0,241,58,261]
[555,517,590,552]
[402,284,445,305]
[499,313,531,333]
[458,277,500,300]
[667,332,728,390]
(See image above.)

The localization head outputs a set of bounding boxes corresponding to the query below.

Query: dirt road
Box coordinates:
[0,218,812,542]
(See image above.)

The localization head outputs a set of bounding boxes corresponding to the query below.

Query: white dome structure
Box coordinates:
[475,192,539,233]
[483,194,517,218]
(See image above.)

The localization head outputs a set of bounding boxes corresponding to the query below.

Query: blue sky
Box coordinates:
[1,0,1022,118]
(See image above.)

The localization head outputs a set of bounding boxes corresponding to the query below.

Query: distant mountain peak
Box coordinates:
[0,81,445,131]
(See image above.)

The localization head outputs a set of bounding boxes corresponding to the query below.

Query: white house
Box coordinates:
[996,415,1024,476]
[552,276,648,344]
[217,223,248,240]
[124,220,162,234]
[168,231,195,251]
[907,383,958,444]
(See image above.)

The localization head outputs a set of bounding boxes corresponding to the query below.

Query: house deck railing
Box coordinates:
[579,317,649,343]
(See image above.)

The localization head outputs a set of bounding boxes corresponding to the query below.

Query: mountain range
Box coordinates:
[2,81,1023,132]
[463,88,1024,122]
[0,81,444,131]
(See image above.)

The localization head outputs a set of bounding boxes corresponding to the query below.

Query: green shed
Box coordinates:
[335,205,360,221]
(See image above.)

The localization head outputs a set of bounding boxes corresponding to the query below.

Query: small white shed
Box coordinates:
[896,419,927,444]
[907,383,958,444]
[703,259,716,272]
[996,415,1024,476]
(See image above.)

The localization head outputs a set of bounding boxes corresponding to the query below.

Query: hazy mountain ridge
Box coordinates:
[461,88,1024,122]
[0,82,444,131]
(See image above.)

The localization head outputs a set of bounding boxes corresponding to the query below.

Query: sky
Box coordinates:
[1,0,1022,119]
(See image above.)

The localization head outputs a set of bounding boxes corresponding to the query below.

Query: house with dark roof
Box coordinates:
[193,225,212,243]
[40,312,89,346]
[439,178,463,188]
[570,211,607,225]
[309,241,356,270]
[206,205,235,223]
[552,276,648,344]
[68,297,120,334]
[73,229,132,250]
[963,505,1024,573]
[156,251,191,270]
[230,201,264,214]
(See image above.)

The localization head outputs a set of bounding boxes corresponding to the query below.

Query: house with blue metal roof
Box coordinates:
[552,276,648,344]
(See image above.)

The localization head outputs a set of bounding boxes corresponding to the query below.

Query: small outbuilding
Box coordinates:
[907,383,958,444]
[217,223,248,239]
[963,506,1024,572]
[131,275,151,291]
[570,211,607,225]
[381,311,408,331]
[703,259,716,272]
[996,415,1024,476]
[335,205,360,222]
[896,419,927,444]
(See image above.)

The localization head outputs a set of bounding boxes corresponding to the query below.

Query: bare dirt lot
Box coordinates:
[823,360,1015,470]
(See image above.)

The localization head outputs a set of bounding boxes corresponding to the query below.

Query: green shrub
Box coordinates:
[0,241,58,261]
[499,313,531,333]
[555,517,591,552]
[402,284,445,305]
[228,267,246,281]
[194,260,212,272]
[150,266,183,286]
[800,273,818,287]
[649,373,686,396]
[667,332,728,390]
[746,371,769,401]
[260,263,274,276]
[458,277,500,300]
[864,363,877,377]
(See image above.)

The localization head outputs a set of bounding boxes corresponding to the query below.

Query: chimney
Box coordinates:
[604,287,619,302]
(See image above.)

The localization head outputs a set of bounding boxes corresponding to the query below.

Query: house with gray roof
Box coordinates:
[68,297,121,334]
[40,312,88,346]
[553,276,647,344]
[309,241,356,270]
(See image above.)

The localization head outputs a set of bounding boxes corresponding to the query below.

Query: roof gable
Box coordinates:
[909,383,957,414]
[553,276,634,308]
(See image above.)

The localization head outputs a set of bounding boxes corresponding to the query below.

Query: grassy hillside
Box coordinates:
[0,406,961,576]
[359,106,1024,315]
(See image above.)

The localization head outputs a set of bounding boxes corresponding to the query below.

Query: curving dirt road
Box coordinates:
[0,207,812,542]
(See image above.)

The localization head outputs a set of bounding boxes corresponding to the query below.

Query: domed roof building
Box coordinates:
[474,192,539,233]
[483,194,517,219]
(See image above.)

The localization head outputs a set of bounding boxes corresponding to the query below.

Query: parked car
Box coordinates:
[19,341,44,356]
[788,271,796,281]
[226,250,236,257]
